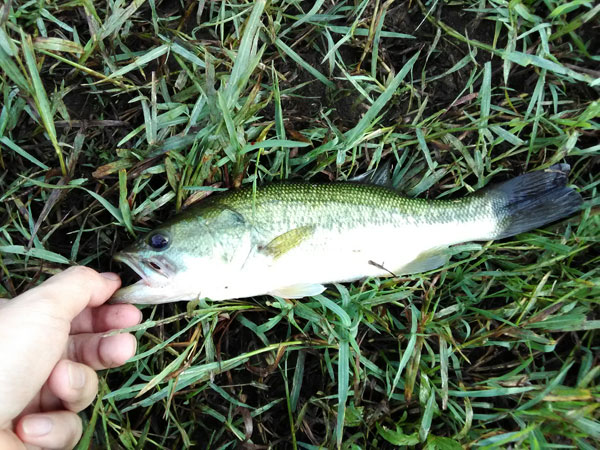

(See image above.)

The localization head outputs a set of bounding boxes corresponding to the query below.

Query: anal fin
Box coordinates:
[396,247,450,275]
[269,283,326,299]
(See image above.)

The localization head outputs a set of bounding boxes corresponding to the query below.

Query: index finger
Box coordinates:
[15,266,121,321]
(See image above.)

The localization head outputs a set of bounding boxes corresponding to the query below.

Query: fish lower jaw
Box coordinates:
[110,275,195,303]
[111,283,199,304]
[134,277,170,289]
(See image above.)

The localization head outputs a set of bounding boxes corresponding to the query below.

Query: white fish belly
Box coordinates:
[225,217,497,298]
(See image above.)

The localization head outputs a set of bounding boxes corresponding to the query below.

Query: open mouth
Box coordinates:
[113,252,151,286]
[113,252,175,288]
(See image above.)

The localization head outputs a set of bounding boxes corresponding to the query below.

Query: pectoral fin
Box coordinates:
[269,283,326,299]
[397,247,450,275]
[260,225,315,259]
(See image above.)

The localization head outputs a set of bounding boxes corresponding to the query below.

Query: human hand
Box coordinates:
[0,266,142,449]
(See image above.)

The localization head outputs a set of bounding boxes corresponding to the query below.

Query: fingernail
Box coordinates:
[22,416,53,437]
[126,333,138,357]
[68,362,86,389]
[101,272,120,281]
[100,334,137,367]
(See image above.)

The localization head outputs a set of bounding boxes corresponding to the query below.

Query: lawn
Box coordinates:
[0,0,599,448]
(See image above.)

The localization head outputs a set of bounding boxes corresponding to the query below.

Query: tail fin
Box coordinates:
[491,164,582,239]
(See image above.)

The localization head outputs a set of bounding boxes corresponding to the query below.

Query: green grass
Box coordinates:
[1,0,599,448]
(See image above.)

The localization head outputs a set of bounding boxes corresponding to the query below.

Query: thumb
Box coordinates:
[0,429,26,450]
[14,266,121,321]
[0,267,121,427]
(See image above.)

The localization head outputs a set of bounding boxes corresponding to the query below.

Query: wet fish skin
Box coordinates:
[112,164,582,304]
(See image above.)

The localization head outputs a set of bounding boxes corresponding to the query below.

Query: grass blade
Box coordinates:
[21,32,66,175]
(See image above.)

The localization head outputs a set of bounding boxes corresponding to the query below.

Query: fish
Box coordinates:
[111,163,582,304]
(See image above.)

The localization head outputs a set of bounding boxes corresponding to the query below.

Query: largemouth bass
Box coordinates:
[112,164,582,304]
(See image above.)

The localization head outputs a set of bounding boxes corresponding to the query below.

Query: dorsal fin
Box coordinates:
[349,159,393,187]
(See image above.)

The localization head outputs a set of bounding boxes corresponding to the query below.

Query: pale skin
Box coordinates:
[0,266,143,450]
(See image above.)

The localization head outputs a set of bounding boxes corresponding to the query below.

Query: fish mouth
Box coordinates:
[113,252,176,288]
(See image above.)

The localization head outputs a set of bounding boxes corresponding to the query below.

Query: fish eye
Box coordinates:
[147,232,170,251]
